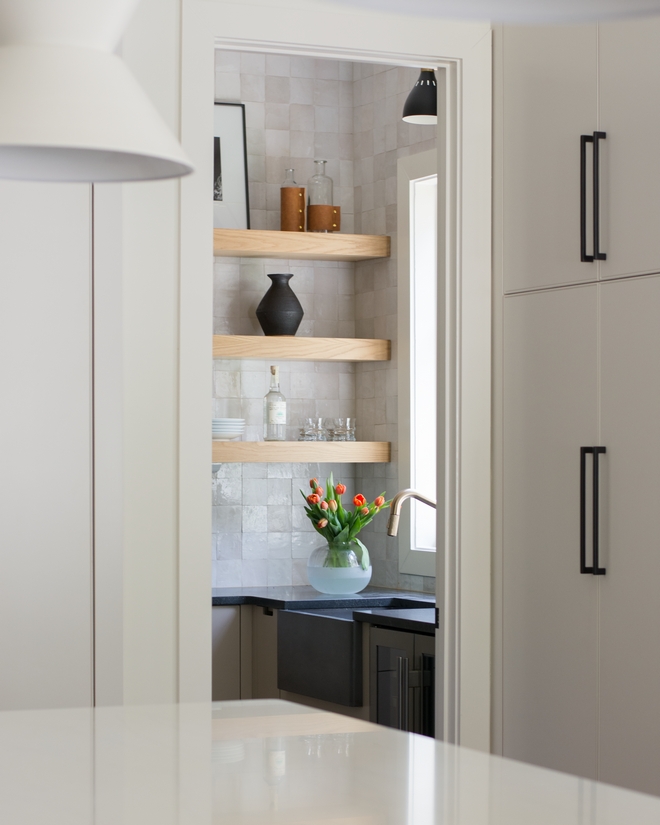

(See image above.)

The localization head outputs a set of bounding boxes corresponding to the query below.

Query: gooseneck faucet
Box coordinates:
[386,488,437,536]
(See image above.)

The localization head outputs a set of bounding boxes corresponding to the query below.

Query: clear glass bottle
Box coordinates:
[263,365,287,441]
[280,169,305,232]
[307,160,333,206]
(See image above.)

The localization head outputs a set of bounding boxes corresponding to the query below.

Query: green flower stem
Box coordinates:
[324,541,358,569]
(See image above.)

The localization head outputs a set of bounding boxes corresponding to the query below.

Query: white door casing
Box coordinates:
[180,0,492,748]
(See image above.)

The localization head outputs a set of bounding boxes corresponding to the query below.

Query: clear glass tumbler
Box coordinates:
[332,418,347,441]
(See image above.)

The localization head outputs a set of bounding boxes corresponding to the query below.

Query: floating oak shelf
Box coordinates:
[212,441,391,464]
[213,335,391,362]
[213,228,390,262]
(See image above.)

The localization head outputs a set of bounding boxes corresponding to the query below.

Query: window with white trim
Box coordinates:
[397,150,438,577]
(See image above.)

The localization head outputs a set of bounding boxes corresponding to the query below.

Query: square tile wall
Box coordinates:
[212,54,436,594]
[215,50,355,232]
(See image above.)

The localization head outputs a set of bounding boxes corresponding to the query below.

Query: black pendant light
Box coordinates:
[402,69,437,125]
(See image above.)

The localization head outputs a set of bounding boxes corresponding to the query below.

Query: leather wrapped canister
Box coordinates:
[307,204,341,232]
[280,186,306,231]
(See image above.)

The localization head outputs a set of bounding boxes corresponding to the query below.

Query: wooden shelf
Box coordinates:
[212,441,391,463]
[213,335,391,362]
[213,228,390,261]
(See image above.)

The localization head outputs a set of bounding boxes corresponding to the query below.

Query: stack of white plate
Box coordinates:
[212,418,245,441]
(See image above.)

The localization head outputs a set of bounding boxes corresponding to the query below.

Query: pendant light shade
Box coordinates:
[327,0,660,23]
[0,0,193,182]
[402,69,437,125]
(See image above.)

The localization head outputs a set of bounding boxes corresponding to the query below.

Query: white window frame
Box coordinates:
[398,149,438,578]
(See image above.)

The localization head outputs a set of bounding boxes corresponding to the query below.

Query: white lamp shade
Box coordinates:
[327,0,660,23]
[0,0,193,182]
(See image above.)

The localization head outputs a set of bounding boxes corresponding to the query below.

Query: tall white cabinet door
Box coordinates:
[500,25,598,293]
[0,183,93,710]
[502,286,599,779]
[599,19,660,281]
[599,276,660,796]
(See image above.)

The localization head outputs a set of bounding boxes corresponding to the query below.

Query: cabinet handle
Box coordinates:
[580,446,607,575]
[593,132,607,261]
[396,656,409,731]
[592,446,607,575]
[581,135,594,263]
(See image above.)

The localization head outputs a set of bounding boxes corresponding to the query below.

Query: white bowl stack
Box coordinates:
[212,418,245,441]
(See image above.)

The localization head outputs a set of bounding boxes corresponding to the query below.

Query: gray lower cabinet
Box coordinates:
[211,606,241,701]
[211,605,279,701]
[212,606,434,735]
[369,627,435,737]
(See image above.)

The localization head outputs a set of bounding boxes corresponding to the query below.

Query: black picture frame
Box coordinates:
[213,101,250,229]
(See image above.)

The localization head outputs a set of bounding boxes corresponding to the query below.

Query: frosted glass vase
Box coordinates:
[307,539,372,595]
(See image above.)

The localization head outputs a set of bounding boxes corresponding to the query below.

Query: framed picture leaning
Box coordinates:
[213,102,250,229]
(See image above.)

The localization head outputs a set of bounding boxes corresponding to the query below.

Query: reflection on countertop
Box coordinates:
[4,699,660,825]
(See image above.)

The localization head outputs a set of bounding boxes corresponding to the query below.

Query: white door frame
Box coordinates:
[180,0,491,751]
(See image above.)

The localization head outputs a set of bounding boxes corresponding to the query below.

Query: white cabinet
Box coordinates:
[598,276,660,792]
[598,19,660,280]
[500,19,660,294]
[500,274,660,796]
[500,25,598,292]
[502,286,599,779]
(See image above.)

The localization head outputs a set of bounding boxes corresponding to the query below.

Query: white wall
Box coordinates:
[0,182,93,709]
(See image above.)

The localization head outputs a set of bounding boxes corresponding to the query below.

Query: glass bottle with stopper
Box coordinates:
[263,365,287,441]
[307,160,340,232]
[280,168,305,232]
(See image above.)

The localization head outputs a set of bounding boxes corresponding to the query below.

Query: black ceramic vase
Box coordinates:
[256,273,304,336]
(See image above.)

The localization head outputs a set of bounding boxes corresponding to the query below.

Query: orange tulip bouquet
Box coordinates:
[301,473,391,594]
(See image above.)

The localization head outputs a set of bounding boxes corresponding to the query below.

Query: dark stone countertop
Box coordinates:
[353,607,437,633]
[212,585,434,610]
[274,605,438,634]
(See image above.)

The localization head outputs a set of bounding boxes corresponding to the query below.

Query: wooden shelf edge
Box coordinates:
[212,335,391,362]
[213,228,390,261]
[212,441,391,463]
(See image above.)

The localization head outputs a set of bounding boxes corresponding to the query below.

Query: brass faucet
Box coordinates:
[386,488,437,536]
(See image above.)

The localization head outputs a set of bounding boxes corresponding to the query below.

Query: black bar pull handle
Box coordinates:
[580,446,607,575]
[581,135,594,262]
[592,446,607,575]
[396,656,409,731]
[580,447,594,573]
[593,132,607,261]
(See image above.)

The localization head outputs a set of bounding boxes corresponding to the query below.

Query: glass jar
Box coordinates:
[280,168,305,232]
[307,160,333,206]
[307,539,372,595]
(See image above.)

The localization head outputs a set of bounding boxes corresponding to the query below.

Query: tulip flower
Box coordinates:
[335,483,346,495]
[317,518,328,529]
[315,487,324,498]
[310,478,319,488]
[353,494,367,507]
[307,493,320,505]
[360,506,370,516]
[320,501,329,510]
[328,500,338,512]
[374,496,385,508]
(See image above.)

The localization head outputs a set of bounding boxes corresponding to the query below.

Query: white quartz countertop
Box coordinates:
[1,699,660,824]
